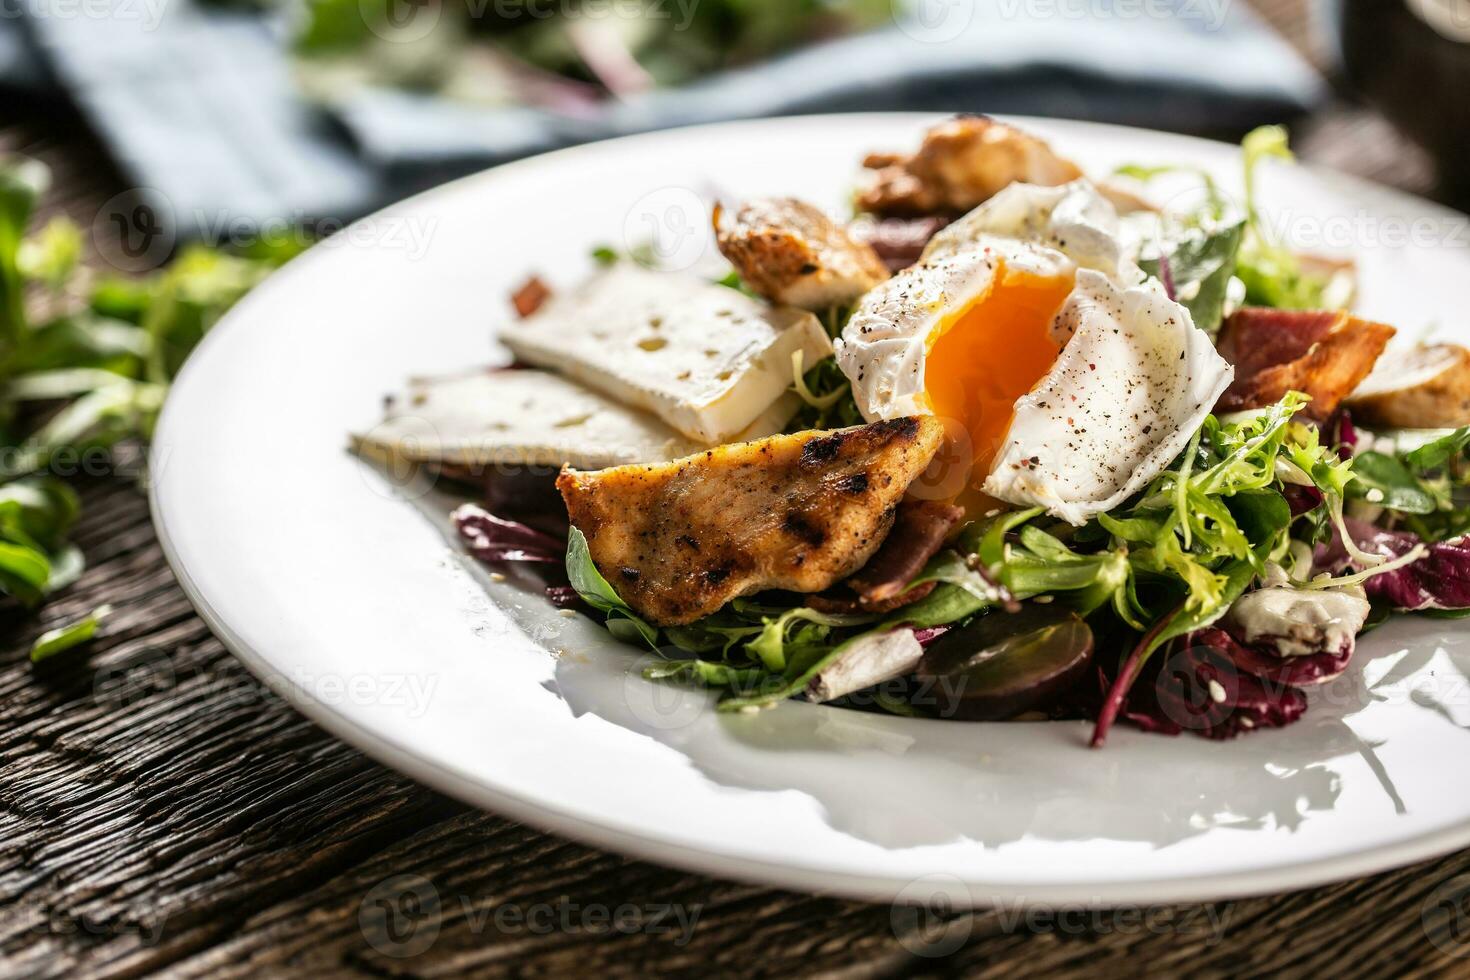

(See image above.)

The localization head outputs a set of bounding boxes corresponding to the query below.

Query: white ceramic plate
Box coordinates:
[152,114,1470,907]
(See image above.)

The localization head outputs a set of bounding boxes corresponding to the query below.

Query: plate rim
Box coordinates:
[149,111,1470,907]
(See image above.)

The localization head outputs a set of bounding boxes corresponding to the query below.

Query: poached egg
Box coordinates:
[835,180,1234,525]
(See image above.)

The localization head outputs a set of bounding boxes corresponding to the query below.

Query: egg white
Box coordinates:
[924,180,1145,285]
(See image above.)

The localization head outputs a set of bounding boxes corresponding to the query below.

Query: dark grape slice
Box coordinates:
[915,606,1094,721]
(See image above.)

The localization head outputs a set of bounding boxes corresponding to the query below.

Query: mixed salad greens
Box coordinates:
[0,159,293,661]
[482,126,1470,745]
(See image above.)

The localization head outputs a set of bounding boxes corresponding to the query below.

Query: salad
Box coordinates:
[357,117,1470,746]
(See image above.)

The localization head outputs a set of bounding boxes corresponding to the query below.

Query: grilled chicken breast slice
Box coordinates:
[557,417,946,625]
[1346,342,1470,428]
[858,116,1083,217]
[714,198,890,311]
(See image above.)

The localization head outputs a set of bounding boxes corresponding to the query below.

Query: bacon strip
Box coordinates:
[1215,307,1394,421]
[804,498,962,614]
[848,216,951,273]
[511,276,552,318]
[806,581,937,616]
[848,499,965,603]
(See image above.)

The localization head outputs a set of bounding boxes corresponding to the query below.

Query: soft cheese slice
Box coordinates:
[354,369,799,470]
[499,264,832,443]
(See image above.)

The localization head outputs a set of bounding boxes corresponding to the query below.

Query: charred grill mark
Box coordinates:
[782,511,826,547]
[801,417,920,469]
[675,534,700,552]
[800,431,847,467]
[619,566,641,582]
[704,562,735,585]
[839,472,870,495]
[870,416,920,441]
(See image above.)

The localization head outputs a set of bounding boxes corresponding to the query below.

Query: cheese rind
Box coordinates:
[499,264,832,443]
[354,369,798,470]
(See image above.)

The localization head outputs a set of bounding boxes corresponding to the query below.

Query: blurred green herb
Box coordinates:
[30,603,110,663]
[0,156,294,653]
[1113,161,1241,337]
[1120,127,1337,316]
[1234,125,1333,310]
[1404,428,1470,471]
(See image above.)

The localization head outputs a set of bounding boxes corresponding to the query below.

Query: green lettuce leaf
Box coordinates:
[1347,451,1438,514]
[564,527,658,648]
[1403,427,1470,471]
[1139,220,1243,336]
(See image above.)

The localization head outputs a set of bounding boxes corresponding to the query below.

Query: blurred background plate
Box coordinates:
[152,114,1470,905]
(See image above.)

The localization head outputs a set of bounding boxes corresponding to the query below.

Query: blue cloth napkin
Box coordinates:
[4,0,1325,238]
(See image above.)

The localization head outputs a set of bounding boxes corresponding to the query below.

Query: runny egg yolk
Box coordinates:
[922,259,1075,501]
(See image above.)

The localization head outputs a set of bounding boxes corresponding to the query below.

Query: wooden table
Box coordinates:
[4,5,1468,977]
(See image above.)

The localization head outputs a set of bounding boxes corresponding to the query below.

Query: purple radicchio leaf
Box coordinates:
[544,585,583,610]
[1313,517,1412,573]
[912,626,952,647]
[1318,518,1470,612]
[1121,639,1309,740]
[1156,252,1176,302]
[1365,536,1470,611]
[1282,483,1324,517]
[453,504,565,564]
[1324,408,1358,460]
[1189,627,1353,689]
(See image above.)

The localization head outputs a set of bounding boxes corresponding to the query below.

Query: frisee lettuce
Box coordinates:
[746,606,874,672]
[786,305,863,432]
